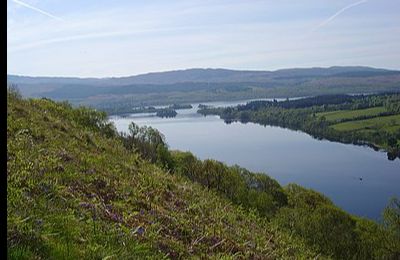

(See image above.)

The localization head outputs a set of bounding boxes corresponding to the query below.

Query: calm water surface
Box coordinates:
[110,100,400,220]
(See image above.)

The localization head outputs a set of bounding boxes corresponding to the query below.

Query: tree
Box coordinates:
[387,137,397,148]
[383,197,400,237]
[239,111,251,123]
[382,197,400,257]
[124,122,168,163]
[7,84,22,100]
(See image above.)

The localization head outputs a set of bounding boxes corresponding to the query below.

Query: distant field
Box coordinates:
[331,114,400,132]
[317,107,387,122]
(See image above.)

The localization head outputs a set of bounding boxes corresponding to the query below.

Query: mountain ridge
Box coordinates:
[7,66,399,85]
[7,66,400,113]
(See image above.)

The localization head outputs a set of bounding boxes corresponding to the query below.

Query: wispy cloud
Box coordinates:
[7,0,400,77]
[7,25,210,53]
[311,0,368,33]
[12,0,64,21]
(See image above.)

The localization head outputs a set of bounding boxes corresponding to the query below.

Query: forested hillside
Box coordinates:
[199,93,400,160]
[7,87,400,259]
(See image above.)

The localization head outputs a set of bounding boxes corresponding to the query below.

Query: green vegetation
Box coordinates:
[120,104,191,117]
[169,104,193,110]
[198,104,210,109]
[331,114,400,132]
[131,106,158,114]
[156,108,178,118]
[128,104,191,116]
[199,93,400,160]
[7,87,400,259]
[317,107,387,122]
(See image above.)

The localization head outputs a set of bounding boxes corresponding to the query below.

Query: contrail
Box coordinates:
[311,0,368,33]
[7,26,201,53]
[12,0,64,21]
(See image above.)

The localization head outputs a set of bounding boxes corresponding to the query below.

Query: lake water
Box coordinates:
[110,100,400,221]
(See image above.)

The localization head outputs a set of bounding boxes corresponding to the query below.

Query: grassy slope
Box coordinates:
[316,107,387,122]
[331,114,400,132]
[7,94,317,258]
[317,106,400,140]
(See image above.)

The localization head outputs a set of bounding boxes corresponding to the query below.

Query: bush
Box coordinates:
[121,122,168,163]
[7,84,22,100]
[170,152,287,218]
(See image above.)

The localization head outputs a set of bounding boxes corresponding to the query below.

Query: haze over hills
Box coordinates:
[8,66,399,85]
[7,66,400,114]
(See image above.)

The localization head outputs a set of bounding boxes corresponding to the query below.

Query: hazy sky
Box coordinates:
[7,0,400,77]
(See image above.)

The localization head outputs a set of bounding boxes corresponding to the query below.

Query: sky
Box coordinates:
[7,0,400,77]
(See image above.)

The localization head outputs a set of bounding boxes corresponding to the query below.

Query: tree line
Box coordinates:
[199,93,400,160]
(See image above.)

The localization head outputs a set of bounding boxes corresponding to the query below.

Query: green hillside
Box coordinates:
[7,88,400,259]
[316,107,387,122]
[7,89,316,258]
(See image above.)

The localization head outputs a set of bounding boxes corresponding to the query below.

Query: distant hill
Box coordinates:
[7,66,400,114]
[8,66,399,86]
